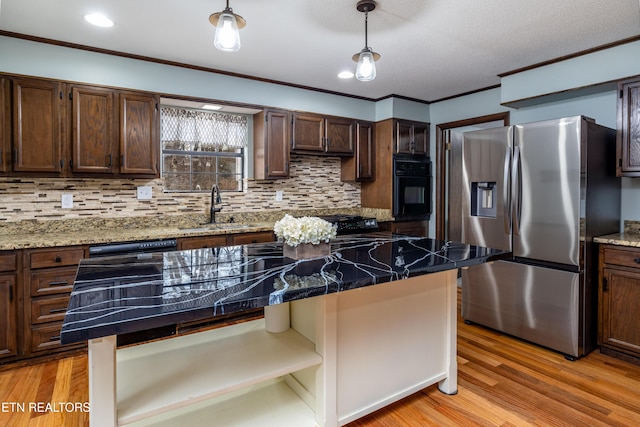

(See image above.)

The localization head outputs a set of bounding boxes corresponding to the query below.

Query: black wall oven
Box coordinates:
[393,155,432,221]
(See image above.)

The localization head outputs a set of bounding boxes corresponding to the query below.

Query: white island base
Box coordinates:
[87,269,458,427]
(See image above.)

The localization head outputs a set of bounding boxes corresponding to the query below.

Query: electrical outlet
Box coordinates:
[275,190,283,202]
[137,186,153,200]
[61,193,73,209]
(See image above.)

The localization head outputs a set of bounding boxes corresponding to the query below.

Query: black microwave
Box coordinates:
[393,155,432,221]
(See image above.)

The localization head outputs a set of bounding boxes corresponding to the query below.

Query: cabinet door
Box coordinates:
[119,91,159,176]
[325,117,354,155]
[412,123,429,155]
[395,121,413,154]
[396,120,429,155]
[265,110,290,178]
[0,78,10,174]
[617,79,640,176]
[292,113,324,152]
[601,268,640,355]
[13,78,64,173]
[340,120,374,182]
[0,274,17,359]
[71,85,117,174]
[356,121,374,180]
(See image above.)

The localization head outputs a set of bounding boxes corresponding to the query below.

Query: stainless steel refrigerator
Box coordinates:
[460,116,620,359]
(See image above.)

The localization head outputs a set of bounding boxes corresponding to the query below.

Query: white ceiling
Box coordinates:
[1,0,639,102]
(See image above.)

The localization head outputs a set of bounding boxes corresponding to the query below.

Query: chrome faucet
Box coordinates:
[210,184,222,223]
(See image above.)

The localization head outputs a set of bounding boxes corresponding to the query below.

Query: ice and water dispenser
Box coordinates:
[470,182,497,218]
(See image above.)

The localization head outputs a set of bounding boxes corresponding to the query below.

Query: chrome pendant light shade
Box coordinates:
[352,0,380,82]
[209,0,246,52]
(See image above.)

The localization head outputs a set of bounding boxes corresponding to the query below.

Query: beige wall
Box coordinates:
[0,155,360,223]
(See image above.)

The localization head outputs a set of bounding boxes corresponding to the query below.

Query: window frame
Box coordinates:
[160,106,248,193]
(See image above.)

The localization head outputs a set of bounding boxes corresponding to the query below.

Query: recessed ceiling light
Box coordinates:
[338,71,355,79]
[202,104,223,110]
[84,13,114,28]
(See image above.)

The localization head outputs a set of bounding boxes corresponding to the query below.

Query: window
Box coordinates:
[161,107,248,192]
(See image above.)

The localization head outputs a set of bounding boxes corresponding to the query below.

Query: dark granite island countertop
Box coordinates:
[61,234,508,345]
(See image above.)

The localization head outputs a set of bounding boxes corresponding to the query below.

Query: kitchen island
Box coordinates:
[61,234,508,427]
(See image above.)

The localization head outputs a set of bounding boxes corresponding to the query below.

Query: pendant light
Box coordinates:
[209,0,246,52]
[352,0,381,82]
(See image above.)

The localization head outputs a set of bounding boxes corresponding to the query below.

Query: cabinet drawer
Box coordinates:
[179,235,229,250]
[29,247,85,269]
[602,246,640,269]
[30,323,67,353]
[0,253,17,272]
[31,295,70,324]
[232,232,274,245]
[30,266,77,296]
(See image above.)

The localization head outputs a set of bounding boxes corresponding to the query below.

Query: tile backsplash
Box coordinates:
[0,155,361,223]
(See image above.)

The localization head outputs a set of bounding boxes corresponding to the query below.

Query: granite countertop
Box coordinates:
[594,220,640,248]
[60,234,510,344]
[594,233,640,248]
[0,208,394,251]
[0,222,274,251]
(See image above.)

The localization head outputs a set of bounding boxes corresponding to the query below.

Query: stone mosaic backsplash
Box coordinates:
[0,155,362,225]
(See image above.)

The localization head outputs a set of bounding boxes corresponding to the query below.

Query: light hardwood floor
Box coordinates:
[2,290,640,427]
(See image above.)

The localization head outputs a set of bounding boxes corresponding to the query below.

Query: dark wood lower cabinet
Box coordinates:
[1,231,276,365]
[599,244,640,363]
[24,246,87,357]
[391,220,429,237]
[0,273,18,359]
[0,252,19,361]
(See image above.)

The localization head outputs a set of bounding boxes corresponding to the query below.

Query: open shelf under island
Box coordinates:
[61,233,509,427]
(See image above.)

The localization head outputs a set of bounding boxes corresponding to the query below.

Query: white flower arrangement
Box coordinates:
[273,214,337,247]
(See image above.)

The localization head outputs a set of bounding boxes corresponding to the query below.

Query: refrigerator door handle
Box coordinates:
[503,145,511,235]
[512,145,522,235]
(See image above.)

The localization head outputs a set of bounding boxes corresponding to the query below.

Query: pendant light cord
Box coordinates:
[364,9,369,49]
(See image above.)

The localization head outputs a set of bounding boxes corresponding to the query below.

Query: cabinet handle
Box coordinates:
[69,159,73,169]
[0,151,2,163]
[49,308,67,314]
[109,154,113,167]
[54,256,62,263]
[50,336,61,342]
[13,149,17,164]
[8,285,12,302]
[603,277,608,292]
[49,280,68,287]
[634,258,640,264]
[60,159,64,168]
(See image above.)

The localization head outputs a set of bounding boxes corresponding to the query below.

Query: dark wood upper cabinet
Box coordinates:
[3,74,160,178]
[291,113,324,153]
[617,77,640,177]
[341,120,374,181]
[71,85,117,174]
[0,78,10,174]
[396,120,429,155]
[254,109,290,179]
[325,116,355,155]
[13,78,64,173]
[119,91,159,176]
[292,113,354,156]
